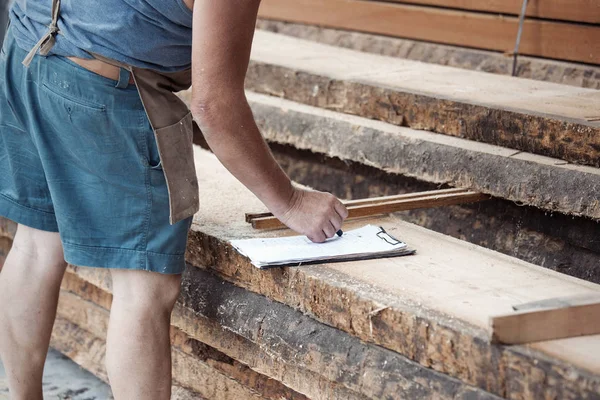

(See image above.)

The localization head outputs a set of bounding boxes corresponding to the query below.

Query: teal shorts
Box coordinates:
[0,26,192,274]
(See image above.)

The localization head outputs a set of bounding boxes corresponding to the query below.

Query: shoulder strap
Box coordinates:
[22,0,61,67]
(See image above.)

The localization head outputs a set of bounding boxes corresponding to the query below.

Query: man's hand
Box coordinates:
[274,188,348,243]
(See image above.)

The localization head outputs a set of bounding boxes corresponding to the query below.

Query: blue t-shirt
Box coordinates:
[10,0,193,72]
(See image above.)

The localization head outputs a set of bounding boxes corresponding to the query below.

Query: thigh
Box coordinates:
[11,224,64,265]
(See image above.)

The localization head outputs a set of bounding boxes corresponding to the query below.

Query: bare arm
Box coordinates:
[190,0,347,242]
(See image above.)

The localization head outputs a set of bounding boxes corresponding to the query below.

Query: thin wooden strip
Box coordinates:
[252,191,489,229]
[490,296,600,344]
[245,188,467,222]
[245,211,273,222]
[347,191,487,218]
[257,0,600,64]
[344,188,467,207]
[363,0,600,24]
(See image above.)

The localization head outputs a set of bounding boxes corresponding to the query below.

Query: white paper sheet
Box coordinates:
[231,225,415,268]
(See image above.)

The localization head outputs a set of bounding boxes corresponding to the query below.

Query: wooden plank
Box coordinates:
[264,137,600,282]
[257,0,600,64]
[239,30,600,167]
[490,296,600,344]
[364,0,600,24]
[245,187,467,222]
[251,190,488,229]
[256,20,600,90]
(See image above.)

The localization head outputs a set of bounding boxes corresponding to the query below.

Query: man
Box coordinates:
[0,0,348,399]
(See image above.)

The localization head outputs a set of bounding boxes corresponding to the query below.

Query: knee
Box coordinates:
[9,225,65,269]
[111,270,182,314]
[153,274,182,311]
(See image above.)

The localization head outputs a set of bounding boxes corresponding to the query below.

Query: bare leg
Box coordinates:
[0,224,66,400]
[106,269,181,400]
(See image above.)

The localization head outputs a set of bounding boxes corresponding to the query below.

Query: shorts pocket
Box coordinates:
[41,82,107,112]
[153,112,199,224]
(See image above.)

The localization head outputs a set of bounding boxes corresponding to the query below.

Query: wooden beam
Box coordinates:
[364,0,600,24]
[490,295,600,344]
[257,0,600,64]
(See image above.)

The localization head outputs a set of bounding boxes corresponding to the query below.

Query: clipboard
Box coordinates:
[230,225,416,269]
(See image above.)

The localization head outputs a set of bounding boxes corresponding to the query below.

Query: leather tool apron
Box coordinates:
[22,0,200,225]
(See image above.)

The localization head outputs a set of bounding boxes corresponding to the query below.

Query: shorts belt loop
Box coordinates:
[116,67,130,89]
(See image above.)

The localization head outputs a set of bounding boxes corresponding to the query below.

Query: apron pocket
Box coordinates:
[154,112,199,224]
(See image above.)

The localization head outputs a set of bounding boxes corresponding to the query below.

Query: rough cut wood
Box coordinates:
[490,295,600,344]
[257,0,600,64]
[256,20,600,90]
[247,92,600,220]
[365,0,600,24]
[240,30,600,167]
[59,269,375,400]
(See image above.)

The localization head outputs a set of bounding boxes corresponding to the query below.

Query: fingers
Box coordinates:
[315,197,346,242]
[334,200,349,220]
[329,210,343,232]
[308,231,327,243]
[322,221,336,239]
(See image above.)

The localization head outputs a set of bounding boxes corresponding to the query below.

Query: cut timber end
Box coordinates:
[490,296,600,345]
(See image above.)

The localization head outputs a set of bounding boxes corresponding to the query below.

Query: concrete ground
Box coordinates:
[0,349,113,399]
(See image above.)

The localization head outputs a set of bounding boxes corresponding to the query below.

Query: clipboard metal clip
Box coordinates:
[376,227,402,246]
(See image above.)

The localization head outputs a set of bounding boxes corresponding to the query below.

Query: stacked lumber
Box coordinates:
[257,0,600,64]
[3,149,600,399]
